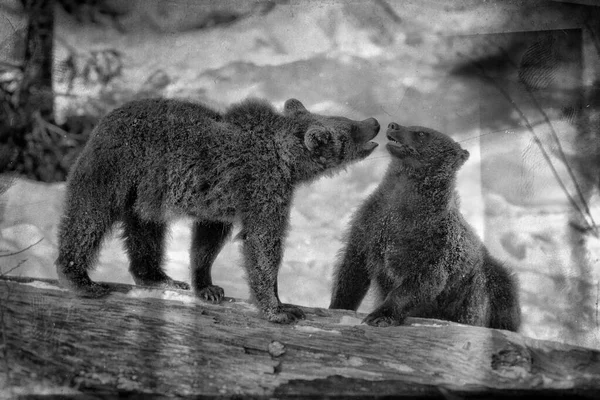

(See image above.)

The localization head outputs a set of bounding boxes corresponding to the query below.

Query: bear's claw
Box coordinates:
[197,285,225,303]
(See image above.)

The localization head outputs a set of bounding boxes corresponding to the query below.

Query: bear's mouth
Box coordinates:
[386,132,416,157]
[357,121,380,157]
[362,141,379,152]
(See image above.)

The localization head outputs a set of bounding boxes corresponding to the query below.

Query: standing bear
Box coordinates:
[330,123,521,332]
[56,97,380,324]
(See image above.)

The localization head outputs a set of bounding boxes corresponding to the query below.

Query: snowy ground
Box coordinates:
[2,1,600,350]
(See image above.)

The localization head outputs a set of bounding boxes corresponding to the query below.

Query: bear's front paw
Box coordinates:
[196,285,225,303]
[266,304,306,324]
[58,268,111,298]
[363,310,401,327]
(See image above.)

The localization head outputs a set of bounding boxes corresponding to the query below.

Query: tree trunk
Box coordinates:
[1,276,599,398]
[19,0,55,123]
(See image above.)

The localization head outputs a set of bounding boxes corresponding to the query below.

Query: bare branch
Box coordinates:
[374,0,402,24]
[0,10,16,34]
[0,259,26,277]
[459,52,596,234]
[493,43,599,235]
[0,238,43,257]
[33,111,68,138]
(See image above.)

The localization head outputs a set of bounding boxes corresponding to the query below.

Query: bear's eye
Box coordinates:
[349,125,359,140]
[414,131,427,141]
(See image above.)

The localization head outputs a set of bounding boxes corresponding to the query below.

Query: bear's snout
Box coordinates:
[364,117,380,133]
[354,118,380,143]
[386,122,407,142]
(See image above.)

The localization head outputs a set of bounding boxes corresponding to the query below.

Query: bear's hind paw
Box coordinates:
[266,304,306,324]
[363,312,401,327]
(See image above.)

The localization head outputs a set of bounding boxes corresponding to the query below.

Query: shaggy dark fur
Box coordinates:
[330,123,521,331]
[56,97,380,323]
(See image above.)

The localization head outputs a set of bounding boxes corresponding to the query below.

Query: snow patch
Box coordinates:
[125,288,196,304]
[295,325,341,335]
[230,299,255,309]
[1,224,45,245]
[22,281,67,291]
[540,375,576,389]
[410,323,445,328]
[383,361,415,374]
[337,315,363,326]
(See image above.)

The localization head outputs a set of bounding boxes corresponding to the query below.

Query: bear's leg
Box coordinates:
[122,212,190,290]
[242,213,305,324]
[484,255,521,332]
[450,280,489,327]
[55,197,115,297]
[190,219,232,302]
[329,245,370,311]
[364,258,447,327]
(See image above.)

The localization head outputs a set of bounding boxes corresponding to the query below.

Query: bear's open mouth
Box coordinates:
[358,141,379,158]
[387,135,403,145]
[386,141,410,152]
[386,134,409,150]
[362,141,379,151]
[386,134,418,157]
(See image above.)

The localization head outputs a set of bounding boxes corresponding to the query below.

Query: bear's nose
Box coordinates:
[388,122,400,130]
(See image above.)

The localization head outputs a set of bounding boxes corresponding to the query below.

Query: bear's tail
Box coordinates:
[483,251,522,332]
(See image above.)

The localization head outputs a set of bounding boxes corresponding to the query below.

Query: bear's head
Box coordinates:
[385,123,469,176]
[283,99,380,168]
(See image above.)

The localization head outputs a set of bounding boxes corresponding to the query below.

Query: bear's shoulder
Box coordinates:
[224,98,280,125]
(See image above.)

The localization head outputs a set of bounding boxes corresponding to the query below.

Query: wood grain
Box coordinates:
[1,276,599,398]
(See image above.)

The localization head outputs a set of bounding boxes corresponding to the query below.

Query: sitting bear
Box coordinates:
[329,123,521,331]
[56,97,380,324]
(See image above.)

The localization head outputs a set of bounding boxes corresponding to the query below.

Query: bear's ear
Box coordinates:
[284,98,308,116]
[454,148,470,168]
[304,126,332,153]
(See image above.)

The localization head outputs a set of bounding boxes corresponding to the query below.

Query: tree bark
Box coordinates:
[19,0,55,122]
[1,276,599,398]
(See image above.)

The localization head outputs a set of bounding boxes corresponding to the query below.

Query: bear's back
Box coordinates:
[90,98,226,147]
[69,98,237,189]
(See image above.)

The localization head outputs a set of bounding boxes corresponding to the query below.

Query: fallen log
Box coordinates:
[0,276,599,398]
